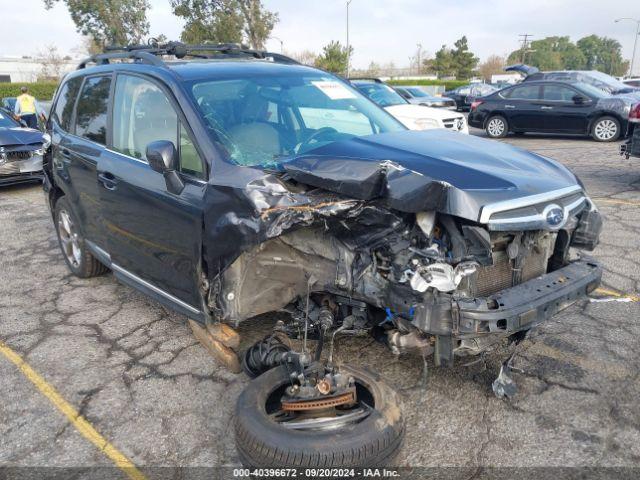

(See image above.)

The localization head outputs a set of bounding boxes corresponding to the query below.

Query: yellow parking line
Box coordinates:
[593,198,640,207]
[593,287,639,302]
[0,340,147,480]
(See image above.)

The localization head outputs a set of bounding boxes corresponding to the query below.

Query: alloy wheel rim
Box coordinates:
[58,210,81,268]
[594,120,617,140]
[487,118,505,137]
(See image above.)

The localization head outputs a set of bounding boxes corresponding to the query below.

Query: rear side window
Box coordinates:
[51,77,82,132]
[504,85,541,100]
[75,75,111,144]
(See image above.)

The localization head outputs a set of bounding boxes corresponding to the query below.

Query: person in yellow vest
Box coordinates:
[14,87,46,129]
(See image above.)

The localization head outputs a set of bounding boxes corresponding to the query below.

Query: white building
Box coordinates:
[0,57,77,83]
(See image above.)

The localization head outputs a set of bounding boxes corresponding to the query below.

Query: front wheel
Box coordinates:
[54,197,108,278]
[485,115,508,138]
[591,116,620,142]
[234,364,405,468]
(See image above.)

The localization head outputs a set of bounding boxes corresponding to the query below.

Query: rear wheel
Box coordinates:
[486,115,508,138]
[591,116,620,142]
[234,364,405,468]
[54,197,108,278]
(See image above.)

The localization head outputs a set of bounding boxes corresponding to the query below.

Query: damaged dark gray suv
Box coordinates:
[44,43,603,469]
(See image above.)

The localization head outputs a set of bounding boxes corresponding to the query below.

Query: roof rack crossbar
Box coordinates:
[77,41,299,69]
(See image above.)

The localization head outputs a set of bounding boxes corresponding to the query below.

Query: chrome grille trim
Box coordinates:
[478,185,583,224]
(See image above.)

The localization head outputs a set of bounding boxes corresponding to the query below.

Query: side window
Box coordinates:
[51,77,82,131]
[542,85,577,102]
[74,76,111,144]
[508,85,542,100]
[112,74,204,178]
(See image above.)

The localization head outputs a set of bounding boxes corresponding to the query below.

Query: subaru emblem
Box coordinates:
[543,204,565,229]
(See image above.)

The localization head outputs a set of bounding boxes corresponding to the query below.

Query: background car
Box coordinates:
[621,103,640,158]
[0,110,49,186]
[392,85,456,108]
[468,80,632,142]
[506,64,640,98]
[444,83,499,111]
[2,97,17,112]
[352,79,468,133]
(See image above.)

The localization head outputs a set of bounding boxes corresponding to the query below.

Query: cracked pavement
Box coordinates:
[0,131,639,472]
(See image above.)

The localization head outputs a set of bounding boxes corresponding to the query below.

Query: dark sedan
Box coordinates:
[444,83,499,111]
[468,80,632,142]
[0,111,48,186]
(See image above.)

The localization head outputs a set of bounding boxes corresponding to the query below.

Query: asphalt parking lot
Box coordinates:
[1,130,639,476]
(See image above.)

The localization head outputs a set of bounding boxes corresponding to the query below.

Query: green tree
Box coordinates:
[171,0,277,49]
[507,36,585,71]
[432,45,455,77]
[43,0,150,47]
[450,36,479,79]
[577,35,628,76]
[237,0,279,50]
[314,41,352,74]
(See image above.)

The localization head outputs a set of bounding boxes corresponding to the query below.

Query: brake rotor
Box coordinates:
[281,390,356,412]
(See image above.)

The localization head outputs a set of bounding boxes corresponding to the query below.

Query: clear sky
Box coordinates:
[2,0,639,74]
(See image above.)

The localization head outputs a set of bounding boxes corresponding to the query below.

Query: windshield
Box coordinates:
[353,82,406,107]
[405,87,429,98]
[190,72,404,168]
[0,111,19,128]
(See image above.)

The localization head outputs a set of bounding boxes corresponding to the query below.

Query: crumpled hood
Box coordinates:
[0,127,44,148]
[283,129,580,221]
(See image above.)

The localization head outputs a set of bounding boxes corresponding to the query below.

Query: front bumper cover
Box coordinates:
[412,258,602,338]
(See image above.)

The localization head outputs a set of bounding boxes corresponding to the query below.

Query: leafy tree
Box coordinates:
[478,55,505,82]
[43,0,150,47]
[314,41,352,74]
[577,35,628,76]
[432,45,455,78]
[451,36,479,79]
[37,45,67,81]
[171,0,277,49]
[286,50,317,66]
[507,36,585,71]
[237,0,279,50]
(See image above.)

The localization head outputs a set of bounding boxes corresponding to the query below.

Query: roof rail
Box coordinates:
[77,41,300,70]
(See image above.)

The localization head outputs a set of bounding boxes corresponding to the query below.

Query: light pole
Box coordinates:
[615,17,640,77]
[271,36,284,53]
[346,0,353,78]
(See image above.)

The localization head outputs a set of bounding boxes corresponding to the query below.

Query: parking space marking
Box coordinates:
[0,340,147,480]
[593,198,640,207]
[593,287,639,302]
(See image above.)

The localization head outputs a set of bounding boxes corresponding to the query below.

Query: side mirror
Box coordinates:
[572,95,586,104]
[145,140,184,195]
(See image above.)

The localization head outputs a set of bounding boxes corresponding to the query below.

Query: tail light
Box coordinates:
[630,103,640,123]
[470,100,483,111]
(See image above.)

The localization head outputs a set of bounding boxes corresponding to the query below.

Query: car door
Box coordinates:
[539,84,591,133]
[500,84,544,131]
[60,74,112,243]
[98,73,208,317]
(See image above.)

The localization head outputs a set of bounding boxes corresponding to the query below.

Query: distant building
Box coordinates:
[0,57,77,83]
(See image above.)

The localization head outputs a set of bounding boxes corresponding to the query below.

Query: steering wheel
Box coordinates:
[296,127,338,153]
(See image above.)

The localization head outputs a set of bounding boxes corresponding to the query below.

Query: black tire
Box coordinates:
[485,115,508,138]
[234,364,405,468]
[591,116,620,142]
[54,196,109,278]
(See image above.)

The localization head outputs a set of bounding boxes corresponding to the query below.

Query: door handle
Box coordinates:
[504,104,515,109]
[61,148,71,157]
[97,172,118,191]
[540,106,553,110]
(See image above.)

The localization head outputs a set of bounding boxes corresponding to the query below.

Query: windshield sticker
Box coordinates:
[312,81,357,100]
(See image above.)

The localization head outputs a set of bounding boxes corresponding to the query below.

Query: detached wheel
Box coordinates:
[592,116,620,142]
[54,197,108,278]
[486,115,508,138]
[234,364,405,468]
